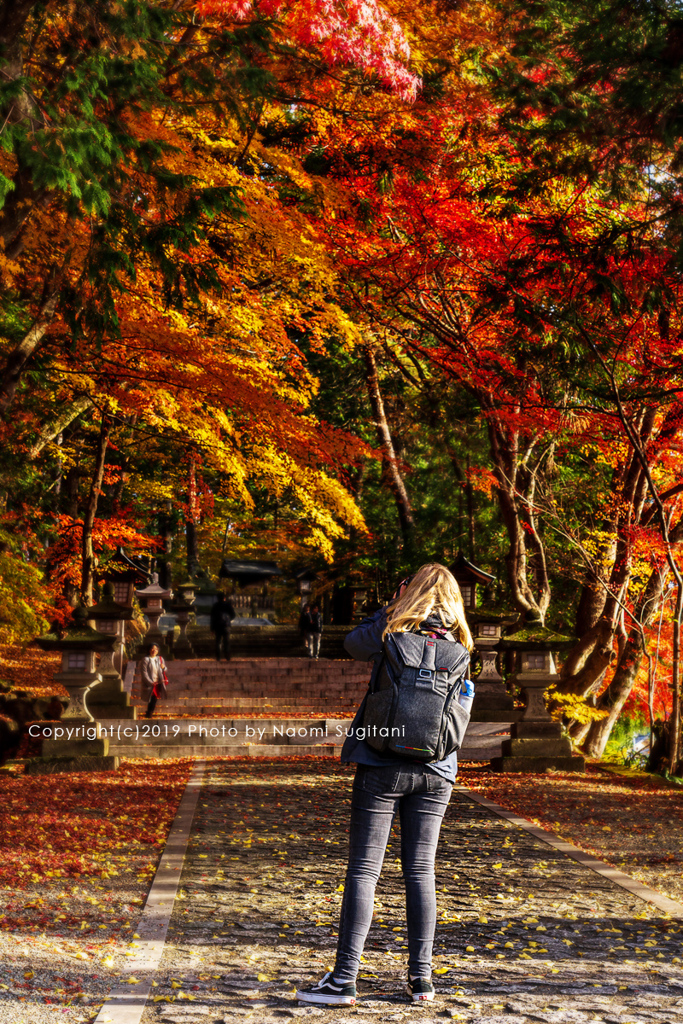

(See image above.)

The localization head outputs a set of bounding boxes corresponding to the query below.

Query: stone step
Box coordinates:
[135,692,368,708]
[131,704,360,714]
[160,676,365,684]
[164,673,368,684]
[165,657,366,672]
[130,703,357,715]
[141,695,358,707]
[99,718,349,741]
[130,657,371,704]
[147,688,366,696]
[131,695,358,705]
[107,744,343,759]
[94,719,510,761]
[164,666,366,676]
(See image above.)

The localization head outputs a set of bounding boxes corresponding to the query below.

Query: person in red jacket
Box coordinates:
[140,643,169,718]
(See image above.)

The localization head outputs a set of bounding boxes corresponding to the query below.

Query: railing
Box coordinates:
[230,593,276,616]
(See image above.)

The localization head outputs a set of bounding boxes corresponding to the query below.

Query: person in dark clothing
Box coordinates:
[298,603,312,639]
[299,603,322,658]
[210,592,236,661]
[307,603,323,659]
[296,563,474,1008]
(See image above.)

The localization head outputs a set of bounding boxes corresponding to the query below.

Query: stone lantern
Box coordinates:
[491,617,585,772]
[186,565,217,626]
[135,572,173,656]
[468,613,516,715]
[178,579,197,603]
[448,554,516,716]
[86,582,136,719]
[296,568,318,611]
[449,551,496,612]
[34,606,118,770]
[100,545,150,609]
[350,585,369,619]
[170,579,197,659]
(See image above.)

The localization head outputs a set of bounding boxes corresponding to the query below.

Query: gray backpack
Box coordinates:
[361,631,471,762]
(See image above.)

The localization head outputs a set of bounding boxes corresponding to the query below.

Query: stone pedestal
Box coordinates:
[41,670,111,760]
[87,656,137,720]
[25,755,119,774]
[86,582,136,718]
[141,621,172,660]
[34,605,121,772]
[86,630,136,718]
[170,596,195,660]
[172,630,195,659]
[473,640,515,714]
[491,672,585,773]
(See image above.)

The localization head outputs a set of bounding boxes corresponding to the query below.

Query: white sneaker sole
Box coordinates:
[408,988,435,1002]
[296,992,356,1006]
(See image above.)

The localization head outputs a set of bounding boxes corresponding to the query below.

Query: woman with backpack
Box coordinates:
[297,563,474,1007]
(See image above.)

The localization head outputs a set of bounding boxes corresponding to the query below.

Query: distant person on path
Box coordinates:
[210,592,236,661]
[299,603,322,659]
[298,603,312,652]
[297,564,474,1007]
[141,643,169,718]
[308,603,323,659]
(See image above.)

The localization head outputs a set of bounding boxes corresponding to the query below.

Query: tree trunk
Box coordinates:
[669,579,683,772]
[158,501,175,588]
[575,568,611,636]
[485,412,551,621]
[581,562,668,756]
[363,343,415,555]
[465,454,475,559]
[186,519,200,574]
[27,395,93,459]
[186,458,201,573]
[81,411,111,605]
[581,648,642,758]
[558,618,615,696]
[0,288,59,416]
[64,465,83,517]
[560,430,653,697]
[0,2,40,119]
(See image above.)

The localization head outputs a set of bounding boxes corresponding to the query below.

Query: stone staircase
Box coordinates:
[130,657,370,718]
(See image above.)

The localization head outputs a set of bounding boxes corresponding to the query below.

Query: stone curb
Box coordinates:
[456,785,683,919]
[91,760,206,1024]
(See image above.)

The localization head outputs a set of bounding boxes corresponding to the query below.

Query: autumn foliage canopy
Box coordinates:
[4,0,683,760]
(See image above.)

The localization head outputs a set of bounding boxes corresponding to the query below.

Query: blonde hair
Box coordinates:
[383,563,474,652]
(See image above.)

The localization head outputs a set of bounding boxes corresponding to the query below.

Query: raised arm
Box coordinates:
[343,607,387,662]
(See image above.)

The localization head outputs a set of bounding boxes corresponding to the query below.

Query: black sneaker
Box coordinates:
[296,971,356,1005]
[407,976,435,1002]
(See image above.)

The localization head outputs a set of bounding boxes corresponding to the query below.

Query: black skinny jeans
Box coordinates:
[333,762,452,982]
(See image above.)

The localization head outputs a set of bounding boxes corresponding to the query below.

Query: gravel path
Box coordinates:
[3,755,683,1023]
[459,764,683,907]
[134,757,683,1024]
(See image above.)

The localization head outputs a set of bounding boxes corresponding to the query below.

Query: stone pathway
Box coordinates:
[127,757,683,1024]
